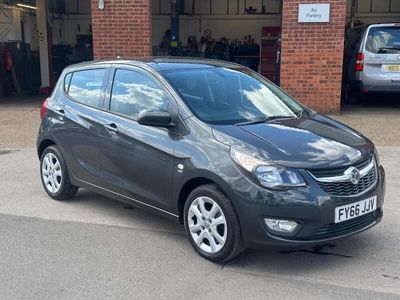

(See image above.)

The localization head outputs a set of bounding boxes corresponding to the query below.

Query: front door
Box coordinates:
[98,66,177,212]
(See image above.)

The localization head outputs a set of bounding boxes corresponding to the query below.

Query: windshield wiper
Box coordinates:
[236,115,295,126]
[377,47,400,53]
[296,109,304,118]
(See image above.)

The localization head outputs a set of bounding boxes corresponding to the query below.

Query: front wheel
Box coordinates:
[183,184,243,262]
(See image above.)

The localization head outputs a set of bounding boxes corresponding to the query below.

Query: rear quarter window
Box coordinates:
[65,69,106,107]
[64,73,72,93]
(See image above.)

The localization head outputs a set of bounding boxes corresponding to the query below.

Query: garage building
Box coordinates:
[1,0,399,113]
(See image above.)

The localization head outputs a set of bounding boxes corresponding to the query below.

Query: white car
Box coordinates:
[343,23,400,102]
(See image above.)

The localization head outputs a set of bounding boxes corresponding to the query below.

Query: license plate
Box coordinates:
[335,196,377,223]
[383,65,400,72]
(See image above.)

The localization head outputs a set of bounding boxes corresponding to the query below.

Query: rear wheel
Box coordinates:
[343,82,364,105]
[183,184,243,262]
[343,83,355,104]
[40,145,78,200]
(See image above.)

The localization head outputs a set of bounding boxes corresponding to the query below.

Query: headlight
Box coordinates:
[230,148,306,190]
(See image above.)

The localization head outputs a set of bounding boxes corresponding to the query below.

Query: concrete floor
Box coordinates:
[0,95,399,299]
[0,147,399,299]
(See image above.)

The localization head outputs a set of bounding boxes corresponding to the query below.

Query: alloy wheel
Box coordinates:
[187,196,227,254]
[42,152,62,194]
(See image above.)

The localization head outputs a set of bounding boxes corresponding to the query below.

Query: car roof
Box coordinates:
[366,23,400,28]
[347,23,399,33]
[63,57,244,73]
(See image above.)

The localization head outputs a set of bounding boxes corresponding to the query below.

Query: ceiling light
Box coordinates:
[17,3,37,10]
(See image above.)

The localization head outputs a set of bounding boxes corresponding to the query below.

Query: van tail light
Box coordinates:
[40,98,49,119]
[355,53,364,72]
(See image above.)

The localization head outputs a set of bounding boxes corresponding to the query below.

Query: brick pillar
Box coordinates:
[280,0,347,113]
[91,0,152,59]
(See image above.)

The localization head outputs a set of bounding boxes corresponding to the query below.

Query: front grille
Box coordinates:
[311,158,371,178]
[318,166,376,196]
[299,210,380,241]
[309,156,377,196]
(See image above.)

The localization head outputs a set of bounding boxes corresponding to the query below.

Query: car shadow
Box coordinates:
[224,232,379,275]
[61,188,185,236]
[341,92,400,113]
[64,189,382,274]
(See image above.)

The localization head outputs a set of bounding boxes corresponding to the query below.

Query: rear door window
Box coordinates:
[66,69,106,107]
[365,27,400,53]
[109,69,169,119]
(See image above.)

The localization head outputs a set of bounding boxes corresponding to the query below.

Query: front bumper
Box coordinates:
[230,165,386,249]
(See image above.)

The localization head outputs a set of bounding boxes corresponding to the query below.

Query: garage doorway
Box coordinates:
[48,0,93,85]
[342,0,400,110]
[151,0,282,84]
[0,0,93,98]
[0,1,40,97]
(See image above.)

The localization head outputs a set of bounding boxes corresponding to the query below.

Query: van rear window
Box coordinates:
[365,27,400,53]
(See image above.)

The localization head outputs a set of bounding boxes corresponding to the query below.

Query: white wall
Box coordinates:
[37,0,50,88]
[50,15,91,45]
[0,5,39,50]
[23,13,39,50]
[49,0,91,45]
[0,6,22,42]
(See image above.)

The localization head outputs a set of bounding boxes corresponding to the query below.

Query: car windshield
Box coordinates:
[365,26,400,53]
[162,67,304,125]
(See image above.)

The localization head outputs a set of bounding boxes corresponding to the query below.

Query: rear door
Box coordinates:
[363,25,400,89]
[97,65,178,212]
[52,66,109,185]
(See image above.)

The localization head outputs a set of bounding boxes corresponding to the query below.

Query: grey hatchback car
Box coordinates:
[343,23,400,102]
[37,58,385,262]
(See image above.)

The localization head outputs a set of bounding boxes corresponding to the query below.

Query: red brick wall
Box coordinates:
[91,0,152,59]
[280,0,347,114]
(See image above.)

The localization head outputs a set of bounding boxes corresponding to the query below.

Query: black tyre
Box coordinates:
[343,83,360,105]
[40,145,78,200]
[183,184,243,262]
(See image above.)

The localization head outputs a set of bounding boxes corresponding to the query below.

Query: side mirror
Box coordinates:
[137,109,174,128]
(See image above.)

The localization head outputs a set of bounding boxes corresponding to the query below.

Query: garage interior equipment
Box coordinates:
[0,0,399,98]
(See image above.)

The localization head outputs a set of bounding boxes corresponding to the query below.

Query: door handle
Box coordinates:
[55,109,65,116]
[104,123,118,133]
